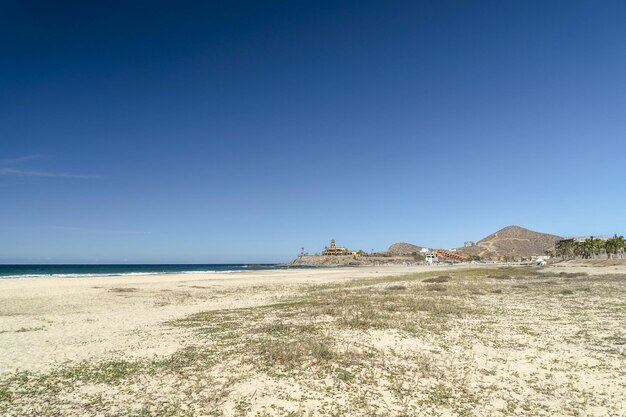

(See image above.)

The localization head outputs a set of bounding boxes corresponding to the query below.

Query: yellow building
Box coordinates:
[322,239,349,256]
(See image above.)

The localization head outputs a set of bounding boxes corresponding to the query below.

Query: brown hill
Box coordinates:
[388,242,423,255]
[460,225,562,260]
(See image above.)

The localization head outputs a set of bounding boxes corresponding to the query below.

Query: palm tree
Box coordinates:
[589,237,604,259]
[556,240,575,260]
[605,234,626,259]
[605,237,616,259]
[573,240,587,259]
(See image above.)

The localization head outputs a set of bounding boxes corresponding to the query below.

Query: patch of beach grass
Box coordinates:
[557,272,589,278]
[107,287,139,292]
[386,284,407,291]
[166,269,486,395]
[61,359,144,384]
[0,326,46,335]
[422,275,451,283]
[0,386,11,404]
[15,326,45,333]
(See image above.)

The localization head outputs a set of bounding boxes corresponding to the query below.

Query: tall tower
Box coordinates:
[330,239,336,250]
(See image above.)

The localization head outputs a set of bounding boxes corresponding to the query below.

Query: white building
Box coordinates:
[425,252,438,264]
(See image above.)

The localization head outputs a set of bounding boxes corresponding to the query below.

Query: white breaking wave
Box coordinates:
[0,270,247,279]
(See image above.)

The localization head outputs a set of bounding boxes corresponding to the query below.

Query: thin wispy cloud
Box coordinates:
[48,226,150,235]
[0,167,101,179]
[0,154,101,179]
[0,154,44,166]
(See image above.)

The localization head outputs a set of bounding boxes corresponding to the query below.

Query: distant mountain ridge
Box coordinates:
[387,242,423,255]
[459,225,562,259]
[385,225,562,260]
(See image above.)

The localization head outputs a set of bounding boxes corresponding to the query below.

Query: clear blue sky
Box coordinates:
[1,1,625,263]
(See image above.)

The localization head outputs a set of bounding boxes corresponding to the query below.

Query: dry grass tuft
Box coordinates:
[107,287,139,293]
[422,276,451,283]
[557,272,589,278]
[387,284,408,291]
[425,284,447,292]
[490,274,512,280]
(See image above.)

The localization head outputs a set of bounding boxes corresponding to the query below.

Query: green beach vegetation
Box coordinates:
[553,234,626,260]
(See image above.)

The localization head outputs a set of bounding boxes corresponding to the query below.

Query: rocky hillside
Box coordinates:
[291,225,562,265]
[459,225,562,260]
[387,242,423,255]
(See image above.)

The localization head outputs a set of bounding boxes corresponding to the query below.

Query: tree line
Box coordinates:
[553,235,626,259]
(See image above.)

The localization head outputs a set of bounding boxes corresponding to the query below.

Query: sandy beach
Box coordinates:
[0,265,457,374]
[1,263,625,416]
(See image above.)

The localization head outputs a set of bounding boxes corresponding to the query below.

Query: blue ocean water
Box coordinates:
[0,264,305,279]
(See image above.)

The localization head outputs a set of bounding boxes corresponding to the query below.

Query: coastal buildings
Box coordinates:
[322,239,349,256]
[322,239,359,256]
[425,252,438,264]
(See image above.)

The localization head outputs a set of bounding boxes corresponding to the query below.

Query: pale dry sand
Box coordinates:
[0,264,463,374]
[1,263,625,416]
